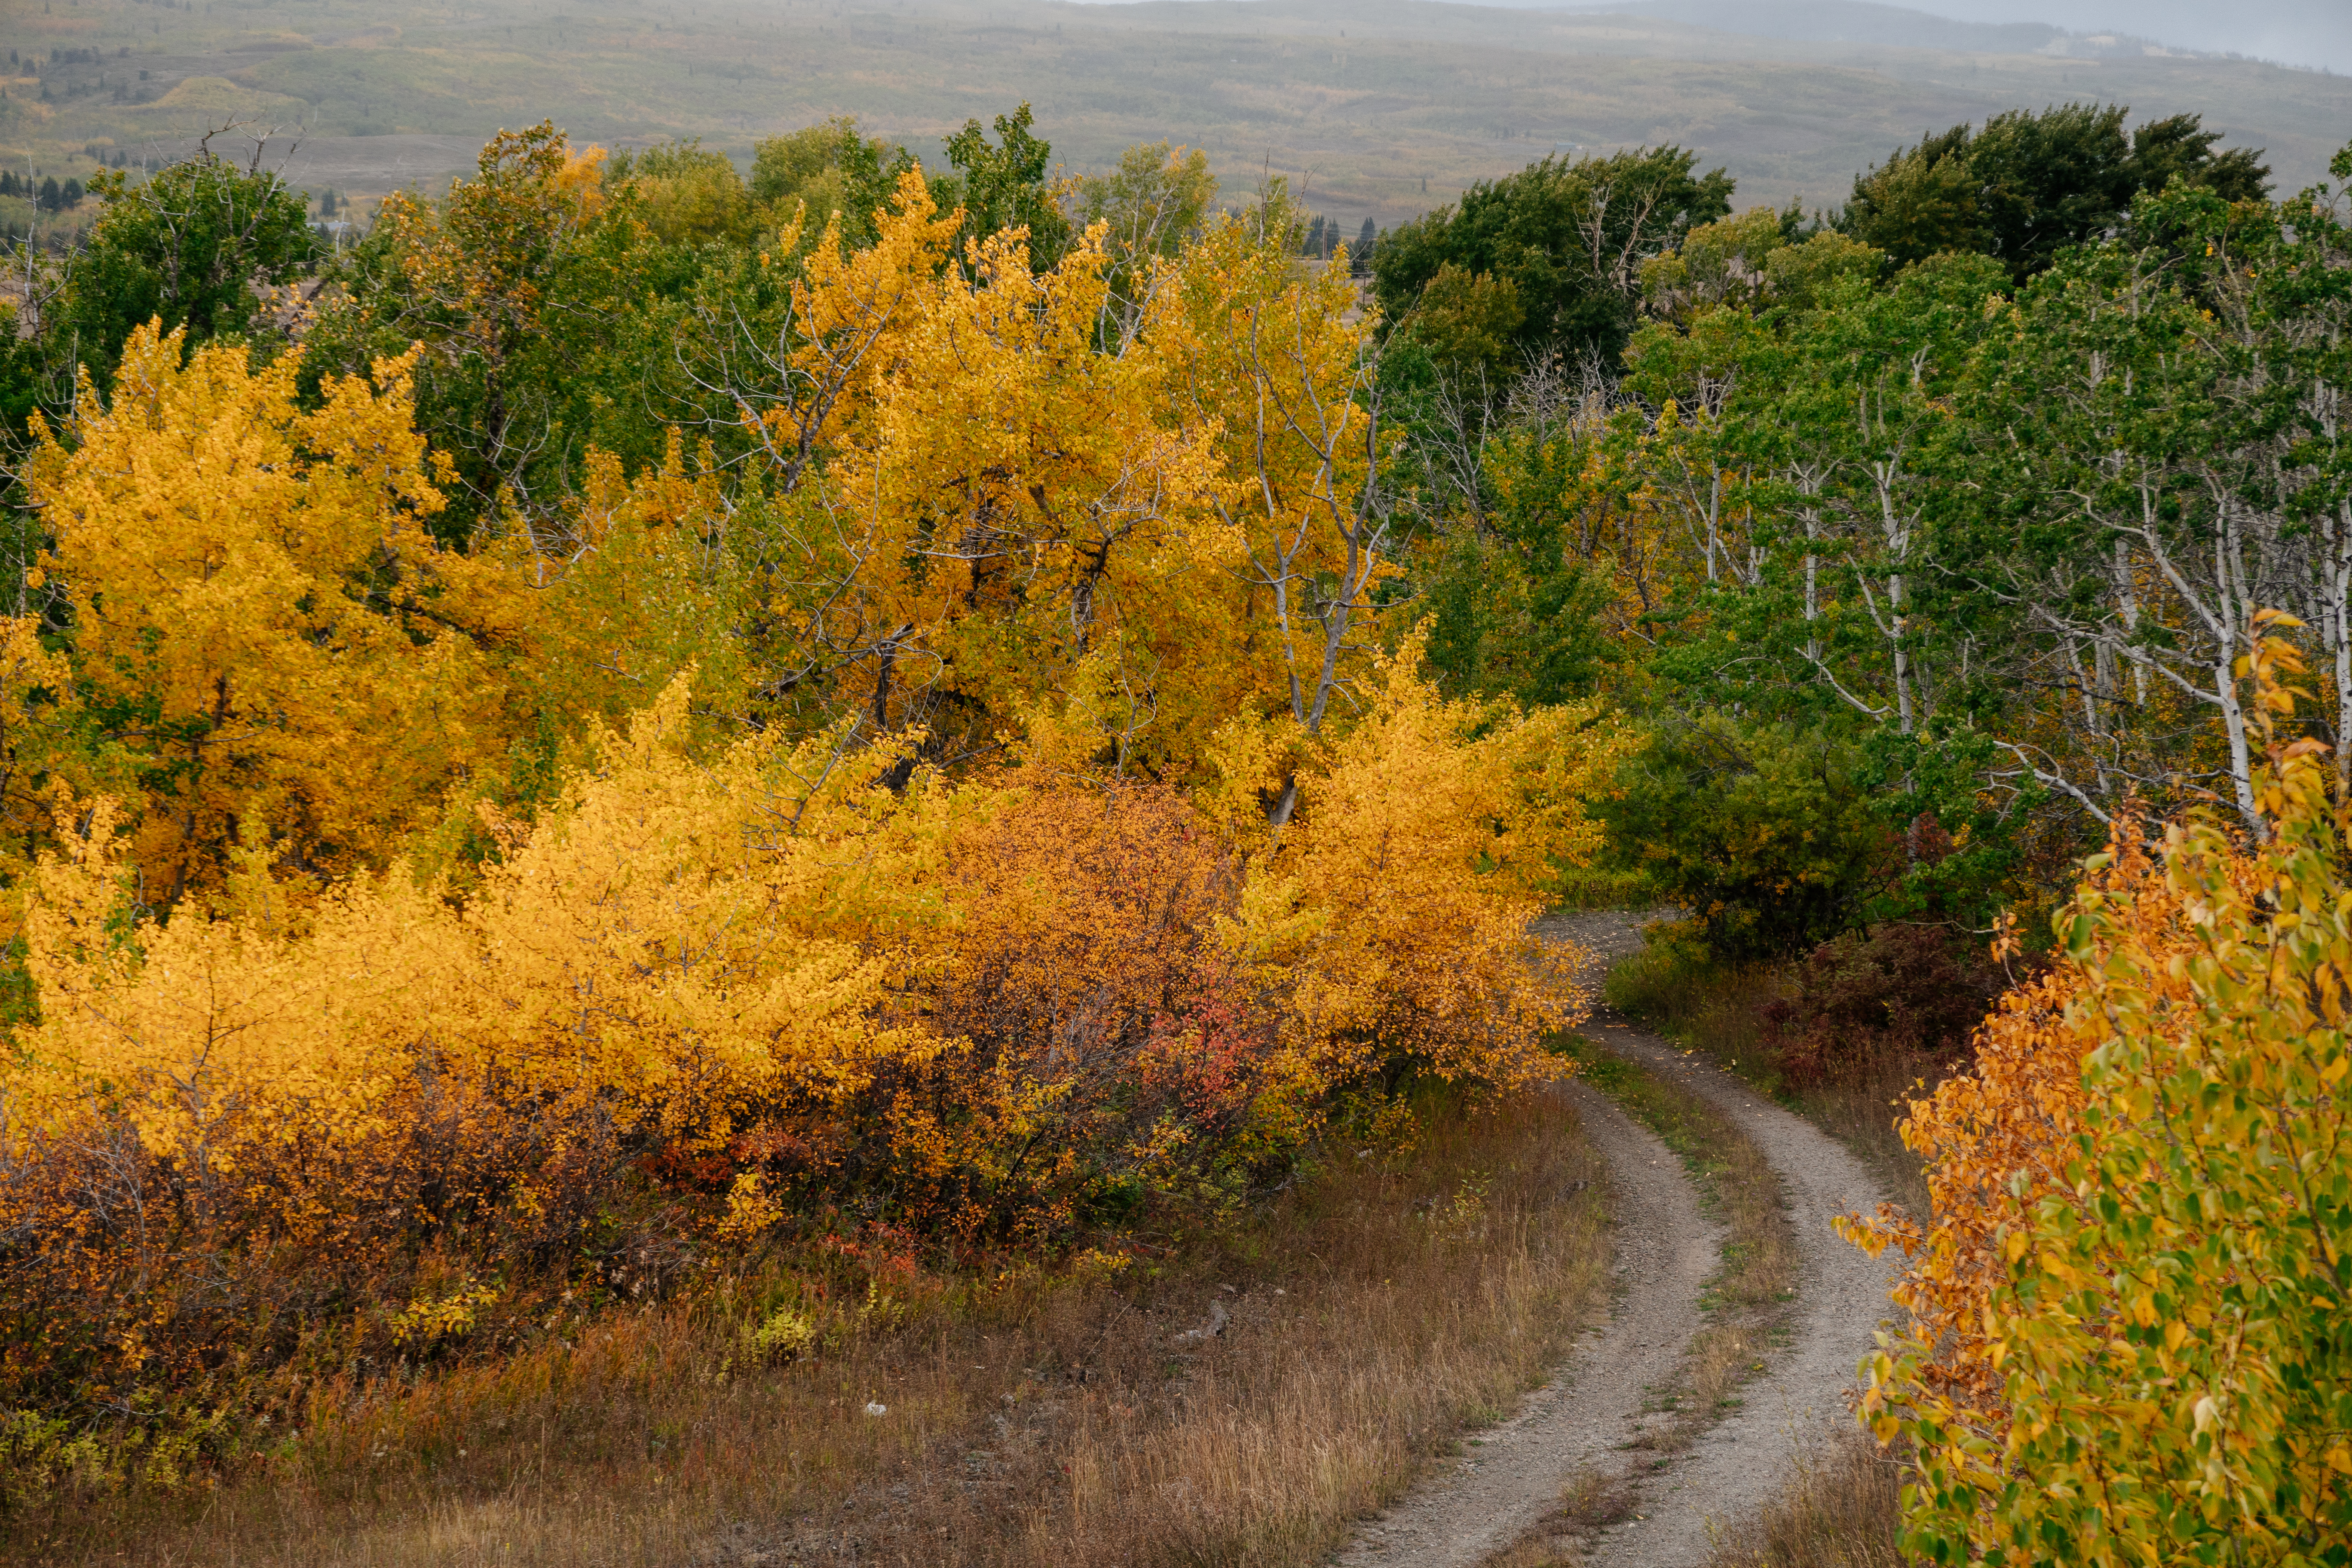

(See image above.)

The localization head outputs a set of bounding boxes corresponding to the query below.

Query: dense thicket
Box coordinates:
[1372,115,2352,1565]
[1390,114,2346,955]
[1846,631,2352,1565]
[1370,145,1736,371]
[1838,103,2270,277]
[0,114,1628,1508]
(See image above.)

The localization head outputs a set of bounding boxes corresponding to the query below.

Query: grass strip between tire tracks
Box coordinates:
[1557,1031,1799,1450]
[1484,1032,1801,1568]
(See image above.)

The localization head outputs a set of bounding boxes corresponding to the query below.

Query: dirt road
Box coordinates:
[1333,913,1901,1567]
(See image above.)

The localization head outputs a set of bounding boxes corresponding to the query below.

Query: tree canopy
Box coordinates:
[1372,145,1734,370]
[1839,102,2270,277]
[56,147,315,381]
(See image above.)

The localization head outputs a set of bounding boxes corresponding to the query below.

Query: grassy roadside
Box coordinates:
[9,1084,1612,1568]
[1482,1033,1799,1566]
[1706,1426,1913,1568]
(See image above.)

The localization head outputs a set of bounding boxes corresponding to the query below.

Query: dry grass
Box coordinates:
[1794,1064,1934,1220]
[1483,1466,1642,1567]
[1706,1426,1914,1568]
[6,1083,1611,1568]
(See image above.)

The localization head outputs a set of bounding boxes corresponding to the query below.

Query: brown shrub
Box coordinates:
[1759,925,2001,1091]
[6,1085,1614,1568]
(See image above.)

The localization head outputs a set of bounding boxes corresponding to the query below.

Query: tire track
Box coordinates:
[1571,1016,1898,1566]
[1334,1082,1717,1568]
[1329,913,1900,1567]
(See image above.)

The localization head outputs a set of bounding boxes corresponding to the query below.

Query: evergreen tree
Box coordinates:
[1840,103,2269,279]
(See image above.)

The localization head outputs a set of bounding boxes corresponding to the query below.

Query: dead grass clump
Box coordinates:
[1706,1426,1914,1568]
[12,1084,1612,1568]
[1482,1464,1640,1567]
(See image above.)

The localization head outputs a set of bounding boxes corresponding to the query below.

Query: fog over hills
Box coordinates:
[1420,0,2351,71]
[3,0,2344,234]
[1829,0,2351,73]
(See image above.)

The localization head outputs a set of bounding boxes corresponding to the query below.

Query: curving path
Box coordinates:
[1332,912,1902,1568]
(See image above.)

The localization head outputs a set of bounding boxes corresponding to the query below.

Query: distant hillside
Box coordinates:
[1,0,2341,235]
[1584,0,2144,56]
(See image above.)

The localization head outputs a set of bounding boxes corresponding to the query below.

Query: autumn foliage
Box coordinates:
[1846,627,2352,1565]
[0,135,1625,1503]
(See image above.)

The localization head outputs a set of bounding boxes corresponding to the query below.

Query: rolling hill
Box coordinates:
[1,0,2343,232]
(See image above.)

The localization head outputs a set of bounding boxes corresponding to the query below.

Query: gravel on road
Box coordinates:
[1331,911,1902,1568]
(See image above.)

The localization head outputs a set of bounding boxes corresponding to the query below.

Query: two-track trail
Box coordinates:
[1332,912,1901,1568]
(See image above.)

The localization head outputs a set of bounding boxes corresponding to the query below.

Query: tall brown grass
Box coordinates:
[1706,1427,1912,1568]
[8,1084,1610,1568]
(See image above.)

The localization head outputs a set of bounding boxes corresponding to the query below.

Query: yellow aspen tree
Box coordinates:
[27,323,518,903]
[1251,630,1631,1094]
[1148,213,1399,823]
[812,217,1226,760]
[0,617,78,907]
[742,174,1236,769]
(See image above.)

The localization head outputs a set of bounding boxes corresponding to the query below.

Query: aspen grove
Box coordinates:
[4,98,2351,1561]
[0,138,1627,1499]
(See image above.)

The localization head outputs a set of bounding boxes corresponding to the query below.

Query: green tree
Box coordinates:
[750,115,912,249]
[1841,104,2269,278]
[605,138,753,246]
[56,147,315,383]
[301,123,663,538]
[1604,717,1887,959]
[940,101,1069,271]
[1414,417,1620,707]
[1371,145,1733,369]
[0,296,50,440]
[1072,140,1217,340]
[1399,261,1524,382]
[1639,203,1801,323]
[2126,111,2270,202]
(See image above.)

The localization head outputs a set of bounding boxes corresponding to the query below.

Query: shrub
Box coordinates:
[0,644,1620,1505]
[1604,718,1889,960]
[1760,924,2000,1090]
[1844,628,2352,1565]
